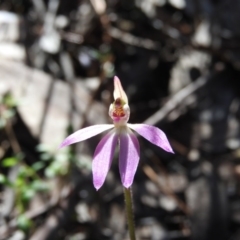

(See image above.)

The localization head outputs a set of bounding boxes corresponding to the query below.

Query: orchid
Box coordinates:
[60,76,173,190]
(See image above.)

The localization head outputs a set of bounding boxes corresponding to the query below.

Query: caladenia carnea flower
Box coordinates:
[60,76,174,190]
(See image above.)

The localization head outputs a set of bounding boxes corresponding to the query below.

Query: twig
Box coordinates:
[39,78,55,138]
[143,164,190,215]
[144,75,209,125]
[31,0,46,21]
[5,121,21,154]
[1,121,22,221]
[108,27,160,50]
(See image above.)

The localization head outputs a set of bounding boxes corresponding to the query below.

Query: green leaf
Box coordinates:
[0,118,6,129]
[40,153,52,161]
[2,157,19,167]
[22,188,35,201]
[17,214,32,231]
[31,162,45,171]
[36,144,50,152]
[45,165,57,178]
[3,93,17,108]
[31,180,48,191]
[15,177,25,187]
[0,174,7,184]
[3,109,15,119]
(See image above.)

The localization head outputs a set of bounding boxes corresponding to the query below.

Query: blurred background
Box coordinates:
[1,0,240,239]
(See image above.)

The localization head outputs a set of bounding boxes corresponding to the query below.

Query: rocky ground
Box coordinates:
[1,0,240,240]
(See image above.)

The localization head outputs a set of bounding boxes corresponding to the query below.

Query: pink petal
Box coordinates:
[119,131,140,188]
[92,131,118,190]
[128,124,174,153]
[59,124,114,148]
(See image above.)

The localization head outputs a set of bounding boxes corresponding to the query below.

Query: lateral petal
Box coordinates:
[59,124,114,148]
[128,124,174,153]
[119,131,140,188]
[92,131,118,190]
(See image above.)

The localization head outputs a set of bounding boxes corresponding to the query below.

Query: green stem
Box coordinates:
[123,187,136,240]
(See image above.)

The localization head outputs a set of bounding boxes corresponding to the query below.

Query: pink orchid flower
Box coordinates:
[60,76,174,190]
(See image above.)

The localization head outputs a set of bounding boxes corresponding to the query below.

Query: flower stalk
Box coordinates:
[124,187,136,240]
